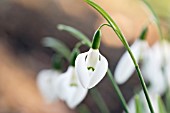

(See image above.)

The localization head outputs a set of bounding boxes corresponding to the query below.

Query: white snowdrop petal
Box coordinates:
[37,69,61,103]
[54,67,74,101]
[55,66,88,109]
[114,40,145,84]
[67,85,88,109]
[88,54,108,88]
[127,98,136,113]
[162,41,170,61]
[147,66,166,95]
[75,52,91,88]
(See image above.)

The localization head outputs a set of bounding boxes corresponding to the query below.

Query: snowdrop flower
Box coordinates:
[161,41,170,86]
[114,28,149,84]
[55,66,88,109]
[141,42,167,95]
[37,69,61,103]
[115,39,149,84]
[75,30,108,89]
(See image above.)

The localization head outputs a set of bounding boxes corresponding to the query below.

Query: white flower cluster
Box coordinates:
[37,48,108,108]
[115,39,170,113]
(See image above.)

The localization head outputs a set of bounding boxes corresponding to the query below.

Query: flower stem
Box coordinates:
[84,0,155,112]
[90,88,110,113]
[107,69,129,113]
[135,66,154,112]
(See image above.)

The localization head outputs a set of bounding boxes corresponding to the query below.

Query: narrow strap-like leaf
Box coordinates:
[135,95,143,113]
[158,96,167,113]
[42,37,71,61]
[57,24,91,47]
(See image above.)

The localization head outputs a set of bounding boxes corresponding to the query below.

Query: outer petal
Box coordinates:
[36,69,61,103]
[66,83,88,109]
[88,53,108,88]
[148,71,166,95]
[53,67,73,101]
[162,41,170,62]
[75,52,91,88]
[55,66,88,109]
[114,40,148,84]
[141,42,166,95]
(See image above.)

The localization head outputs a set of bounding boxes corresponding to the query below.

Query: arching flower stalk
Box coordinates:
[75,29,108,89]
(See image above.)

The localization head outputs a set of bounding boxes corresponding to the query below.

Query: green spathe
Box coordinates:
[92,30,102,49]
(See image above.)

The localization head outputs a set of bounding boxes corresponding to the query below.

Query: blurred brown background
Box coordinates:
[0,0,169,113]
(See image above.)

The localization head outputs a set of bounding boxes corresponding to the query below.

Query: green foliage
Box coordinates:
[158,96,167,113]
[135,95,143,113]
[57,24,91,47]
[42,37,71,61]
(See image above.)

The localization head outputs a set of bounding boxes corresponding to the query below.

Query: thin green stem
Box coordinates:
[90,88,110,113]
[143,0,170,99]
[107,69,129,113]
[84,0,155,112]
[135,66,154,112]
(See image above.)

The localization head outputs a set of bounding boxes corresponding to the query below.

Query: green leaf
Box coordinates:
[42,37,71,61]
[52,54,63,70]
[139,27,148,40]
[158,96,167,113]
[57,24,91,47]
[165,90,170,112]
[135,95,143,113]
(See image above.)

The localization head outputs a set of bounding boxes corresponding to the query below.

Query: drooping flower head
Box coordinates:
[75,29,108,89]
[37,47,88,109]
[114,27,149,84]
[54,66,88,109]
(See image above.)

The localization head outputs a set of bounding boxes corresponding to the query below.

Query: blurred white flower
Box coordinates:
[37,66,88,109]
[141,42,167,95]
[37,69,61,103]
[115,40,170,95]
[128,91,159,113]
[114,39,149,84]
[54,66,88,109]
[75,48,108,89]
